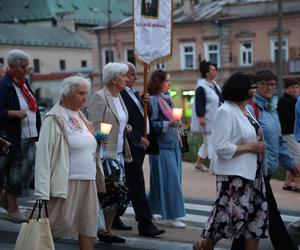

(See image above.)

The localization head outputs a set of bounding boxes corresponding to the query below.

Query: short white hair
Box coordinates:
[102,63,128,86]
[60,75,91,99]
[7,49,31,66]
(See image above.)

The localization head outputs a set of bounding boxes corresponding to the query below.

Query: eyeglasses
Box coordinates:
[258,81,277,89]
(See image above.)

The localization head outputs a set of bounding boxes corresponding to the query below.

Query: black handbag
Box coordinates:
[179,129,189,153]
[0,134,11,156]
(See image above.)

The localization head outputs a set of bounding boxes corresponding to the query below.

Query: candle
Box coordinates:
[100,122,112,135]
[172,108,183,121]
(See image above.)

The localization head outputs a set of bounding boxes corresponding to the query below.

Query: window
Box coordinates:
[59,59,66,71]
[33,59,40,73]
[180,42,196,70]
[0,58,4,64]
[204,42,220,67]
[102,48,115,65]
[240,41,253,66]
[81,60,87,67]
[125,49,136,66]
[156,63,166,69]
[270,38,288,63]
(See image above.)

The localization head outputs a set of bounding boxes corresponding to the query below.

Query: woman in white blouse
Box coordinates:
[193,72,268,250]
[89,63,132,244]
[35,76,103,250]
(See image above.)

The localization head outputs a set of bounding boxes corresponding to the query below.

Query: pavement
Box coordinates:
[0,157,299,249]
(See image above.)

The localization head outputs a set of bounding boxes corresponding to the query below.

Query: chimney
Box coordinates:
[183,0,193,14]
[56,11,75,32]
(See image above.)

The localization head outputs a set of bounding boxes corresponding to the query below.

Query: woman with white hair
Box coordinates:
[0,49,41,222]
[89,62,132,244]
[35,75,103,250]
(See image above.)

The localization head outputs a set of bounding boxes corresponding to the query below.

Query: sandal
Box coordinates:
[293,186,300,193]
[282,184,294,191]
[193,240,205,250]
[195,164,209,172]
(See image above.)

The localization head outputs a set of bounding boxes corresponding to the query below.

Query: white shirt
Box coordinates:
[113,96,127,153]
[13,83,38,139]
[61,107,97,180]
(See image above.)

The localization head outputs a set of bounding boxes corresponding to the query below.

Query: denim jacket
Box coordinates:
[255,93,295,176]
[149,94,179,149]
[294,97,300,142]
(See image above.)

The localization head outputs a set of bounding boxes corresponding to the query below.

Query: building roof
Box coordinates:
[101,0,300,29]
[0,0,132,26]
[174,0,300,23]
[0,23,91,48]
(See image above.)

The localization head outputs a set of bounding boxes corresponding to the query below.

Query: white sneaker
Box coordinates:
[165,219,186,228]
[2,211,27,223]
[152,214,162,221]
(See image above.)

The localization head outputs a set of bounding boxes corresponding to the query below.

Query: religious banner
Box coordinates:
[133,0,173,65]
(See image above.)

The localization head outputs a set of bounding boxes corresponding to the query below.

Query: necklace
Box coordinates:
[61,105,84,132]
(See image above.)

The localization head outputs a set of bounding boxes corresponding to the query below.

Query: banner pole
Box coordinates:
[143,63,148,138]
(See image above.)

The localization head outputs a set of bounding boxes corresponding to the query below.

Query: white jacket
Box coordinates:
[190,78,221,134]
[34,102,99,200]
[210,101,258,180]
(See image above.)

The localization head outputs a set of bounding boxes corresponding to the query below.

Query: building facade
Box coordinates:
[91,0,300,120]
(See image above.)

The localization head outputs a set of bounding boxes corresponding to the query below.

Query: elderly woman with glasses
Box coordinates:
[0,49,41,222]
[193,72,268,250]
[231,70,300,250]
[35,76,102,250]
[89,62,132,244]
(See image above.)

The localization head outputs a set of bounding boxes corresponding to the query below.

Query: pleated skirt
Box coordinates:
[47,180,98,238]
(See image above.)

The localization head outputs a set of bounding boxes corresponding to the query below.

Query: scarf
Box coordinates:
[13,78,38,112]
[156,93,174,121]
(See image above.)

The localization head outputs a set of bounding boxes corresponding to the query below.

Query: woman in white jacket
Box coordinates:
[35,76,104,250]
[193,72,268,250]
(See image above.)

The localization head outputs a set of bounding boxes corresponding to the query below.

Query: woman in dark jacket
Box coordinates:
[0,49,41,222]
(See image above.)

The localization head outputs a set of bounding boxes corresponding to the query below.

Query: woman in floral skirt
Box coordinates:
[193,72,269,250]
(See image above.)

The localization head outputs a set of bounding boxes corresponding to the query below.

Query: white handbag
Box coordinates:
[15,200,55,250]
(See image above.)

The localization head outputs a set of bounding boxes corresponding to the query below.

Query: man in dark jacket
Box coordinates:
[113,62,164,237]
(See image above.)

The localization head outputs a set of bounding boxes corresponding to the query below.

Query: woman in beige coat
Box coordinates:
[89,62,132,244]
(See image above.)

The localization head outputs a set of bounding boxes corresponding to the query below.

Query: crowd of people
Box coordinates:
[0,49,300,250]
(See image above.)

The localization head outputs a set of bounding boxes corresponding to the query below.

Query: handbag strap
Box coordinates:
[29,200,49,221]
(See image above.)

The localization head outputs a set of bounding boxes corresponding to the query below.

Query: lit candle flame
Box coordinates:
[172,108,183,121]
[100,122,112,135]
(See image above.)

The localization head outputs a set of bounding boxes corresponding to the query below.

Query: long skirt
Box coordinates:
[47,180,98,238]
[148,142,185,220]
[202,167,268,240]
[0,138,35,197]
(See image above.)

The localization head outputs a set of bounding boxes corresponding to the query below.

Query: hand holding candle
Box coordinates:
[172,108,183,121]
[95,122,112,140]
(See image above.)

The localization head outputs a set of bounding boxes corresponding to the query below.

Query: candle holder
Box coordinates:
[172,108,183,121]
[95,122,112,140]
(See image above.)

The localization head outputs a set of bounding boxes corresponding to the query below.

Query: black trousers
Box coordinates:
[231,176,297,250]
[116,152,153,230]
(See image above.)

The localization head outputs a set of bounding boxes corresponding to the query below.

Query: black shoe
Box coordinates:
[98,232,113,244]
[139,224,165,237]
[111,235,126,243]
[112,217,132,231]
[98,233,126,244]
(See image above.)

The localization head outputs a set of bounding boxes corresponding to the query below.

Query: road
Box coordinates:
[0,196,299,250]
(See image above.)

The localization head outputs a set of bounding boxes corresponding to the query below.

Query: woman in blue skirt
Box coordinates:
[147,69,186,228]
